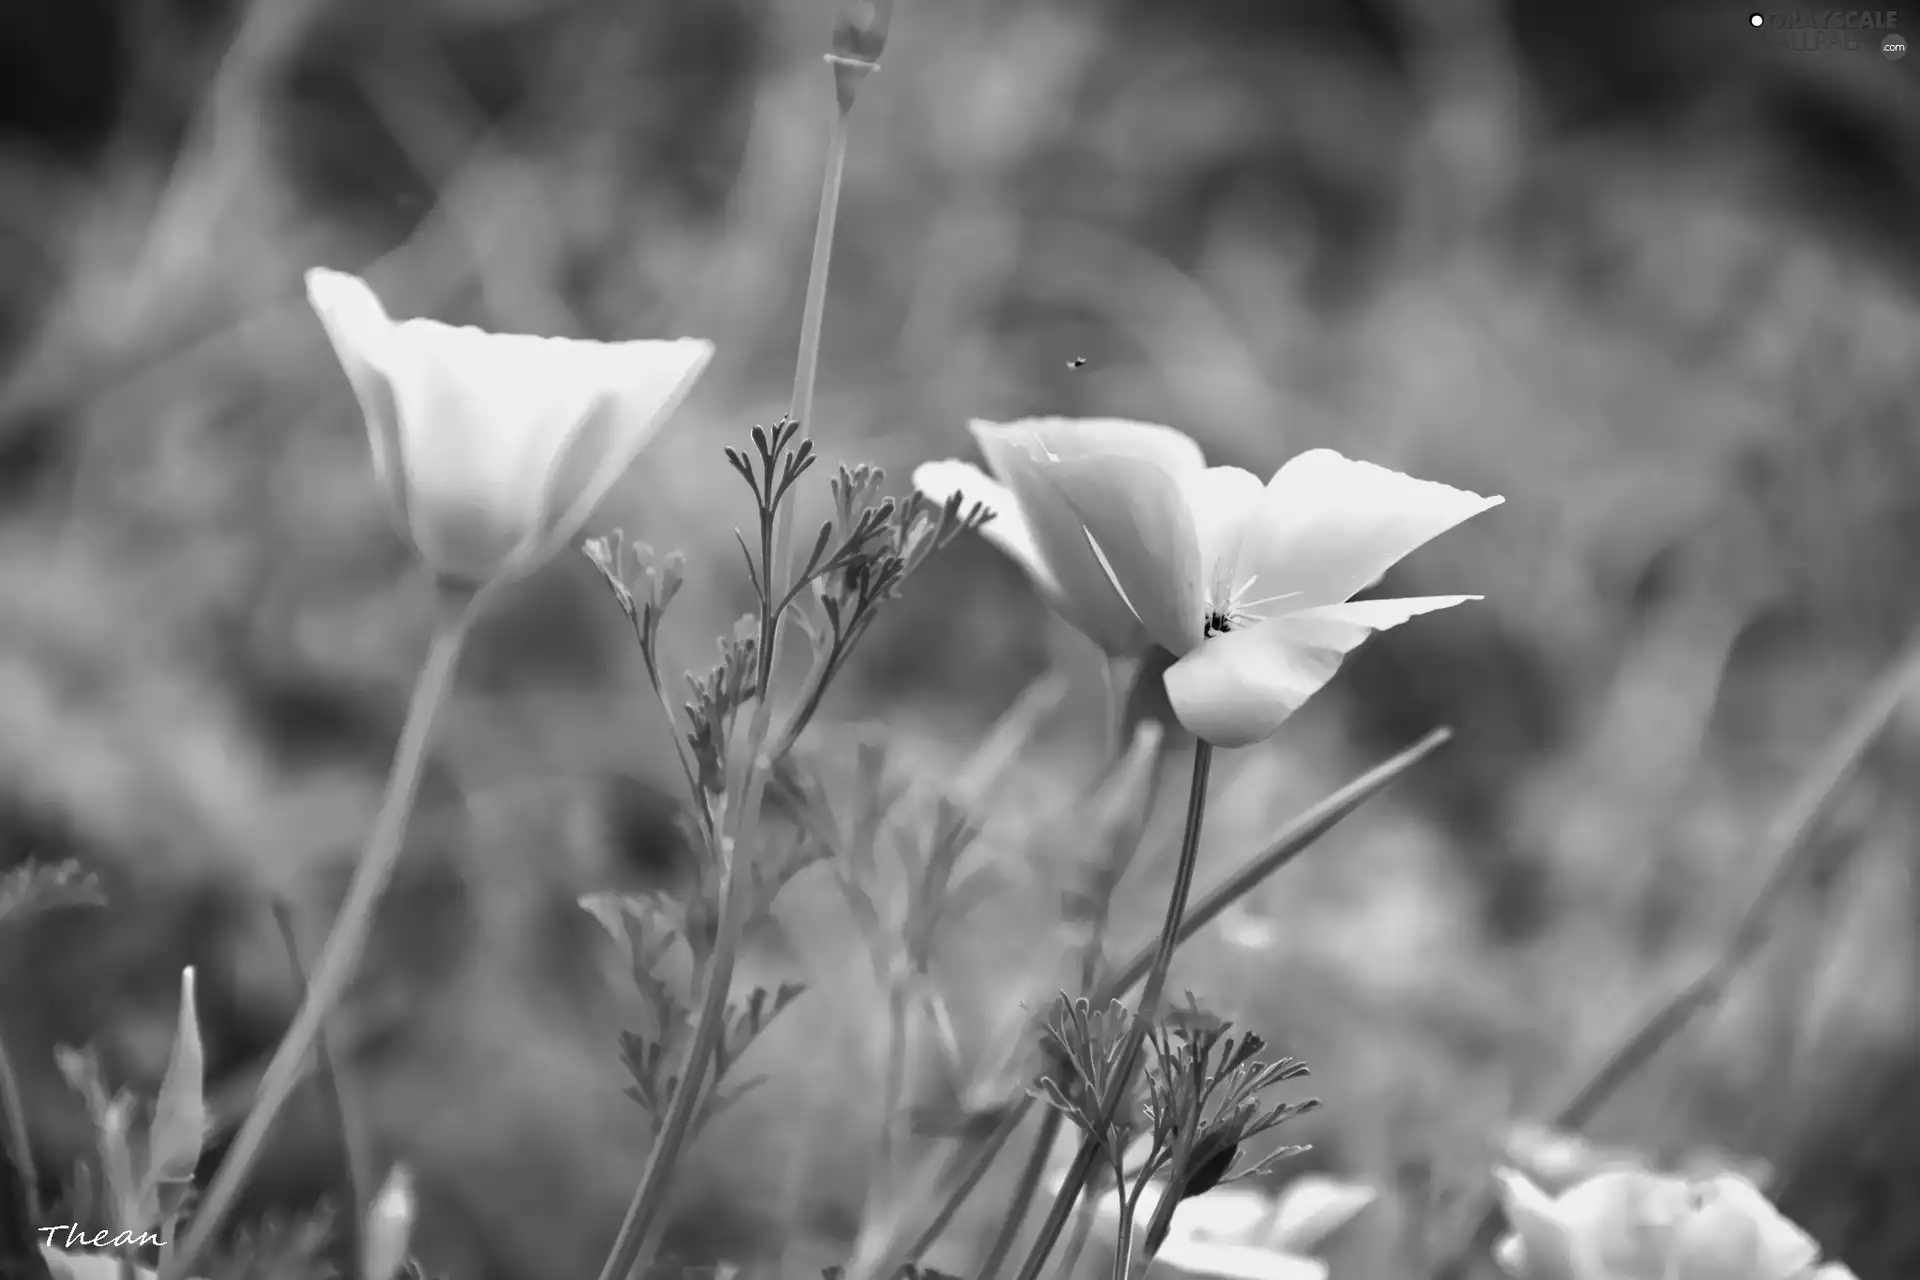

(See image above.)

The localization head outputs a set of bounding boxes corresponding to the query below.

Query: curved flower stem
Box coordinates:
[270,898,370,1275]
[1011,743,1215,1280]
[166,580,478,1280]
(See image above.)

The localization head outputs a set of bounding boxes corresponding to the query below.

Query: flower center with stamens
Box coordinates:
[1202,570,1295,640]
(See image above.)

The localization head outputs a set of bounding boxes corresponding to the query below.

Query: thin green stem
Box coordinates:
[879,980,910,1175]
[790,98,850,444]
[918,982,965,1083]
[1111,1173,1156,1280]
[1051,1197,1098,1280]
[1099,657,1126,762]
[603,93,859,1275]
[623,76,857,1280]
[270,899,370,1275]
[166,582,476,1280]
[0,1028,37,1222]
[892,1104,1025,1265]
[1011,743,1215,1280]
[2,1052,50,1276]
[157,1211,180,1276]
[596,860,744,1280]
[766,87,853,696]
[973,1107,1064,1280]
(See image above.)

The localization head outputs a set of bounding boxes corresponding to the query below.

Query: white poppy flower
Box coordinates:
[1494,1165,1855,1280]
[921,418,1501,747]
[306,268,714,586]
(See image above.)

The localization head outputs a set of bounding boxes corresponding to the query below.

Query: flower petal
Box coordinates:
[1179,1186,1278,1243]
[1044,452,1204,654]
[1162,597,1471,746]
[305,268,412,536]
[389,324,613,581]
[1302,596,1481,627]
[1559,1169,1693,1280]
[529,337,713,572]
[1265,1176,1378,1253]
[1676,1176,1818,1280]
[992,416,1207,473]
[912,460,1058,591]
[1504,1125,1612,1194]
[1177,466,1267,607]
[1235,449,1503,610]
[1493,1169,1580,1280]
[970,420,1157,653]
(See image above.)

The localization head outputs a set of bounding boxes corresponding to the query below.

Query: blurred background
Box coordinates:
[2,0,1919,1276]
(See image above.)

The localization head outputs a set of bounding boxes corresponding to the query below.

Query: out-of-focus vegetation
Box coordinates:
[1,0,1918,1277]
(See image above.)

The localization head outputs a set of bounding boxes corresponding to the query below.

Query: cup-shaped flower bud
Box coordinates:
[306,268,713,588]
[142,966,207,1212]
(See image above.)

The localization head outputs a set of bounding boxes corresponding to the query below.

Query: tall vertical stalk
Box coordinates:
[598,30,882,1279]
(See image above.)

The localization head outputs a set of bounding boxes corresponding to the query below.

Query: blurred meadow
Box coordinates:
[2,0,1920,1277]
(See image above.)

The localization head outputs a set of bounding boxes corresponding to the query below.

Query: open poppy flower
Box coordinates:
[306,268,714,587]
[967,424,1502,747]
